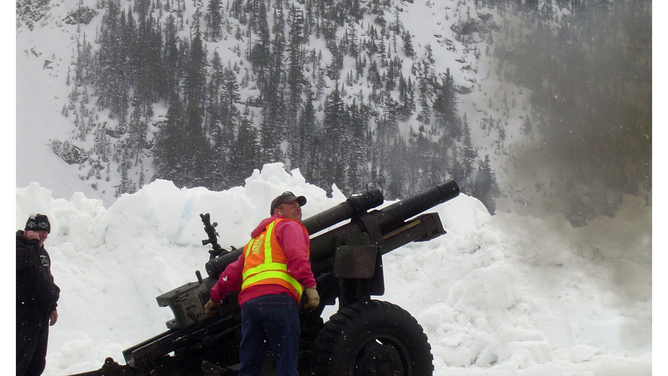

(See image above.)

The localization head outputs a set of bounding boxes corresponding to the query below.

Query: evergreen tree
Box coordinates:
[397,73,415,121]
[127,103,149,165]
[248,0,271,89]
[221,65,241,145]
[401,29,414,57]
[386,138,407,199]
[182,23,212,187]
[133,12,161,117]
[286,6,305,157]
[460,114,477,185]
[230,107,259,187]
[346,23,359,57]
[75,33,94,86]
[162,13,180,103]
[206,0,223,40]
[134,0,151,19]
[260,13,287,164]
[115,155,137,196]
[93,123,112,164]
[415,128,434,192]
[322,83,349,191]
[287,8,305,100]
[204,51,228,189]
[415,45,436,131]
[96,0,129,124]
[472,155,499,214]
[154,100,186,185]
[347,99,371,193]
[432,68,459,138]
[373,95,401,194]
[291,90,316,171]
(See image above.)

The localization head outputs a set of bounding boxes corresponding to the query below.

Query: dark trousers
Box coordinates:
[17,308,50,376]
[239,294,300,376]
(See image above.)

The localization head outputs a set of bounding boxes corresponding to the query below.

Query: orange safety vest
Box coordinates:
[241,219,309,300]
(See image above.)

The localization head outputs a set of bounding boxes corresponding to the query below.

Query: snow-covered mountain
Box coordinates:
[17,0,651,227]
[16,0,537,210]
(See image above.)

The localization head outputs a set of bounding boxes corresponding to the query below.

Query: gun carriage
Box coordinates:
[67,180,460,376]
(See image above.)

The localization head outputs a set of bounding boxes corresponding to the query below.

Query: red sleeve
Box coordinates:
[210,252,245,302]
[276,221,316,288]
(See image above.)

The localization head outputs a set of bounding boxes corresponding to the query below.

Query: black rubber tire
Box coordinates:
[309,300,433,376]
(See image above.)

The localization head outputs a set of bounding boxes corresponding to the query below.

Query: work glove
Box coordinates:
[304,287,320,310]
[205,299,222,317]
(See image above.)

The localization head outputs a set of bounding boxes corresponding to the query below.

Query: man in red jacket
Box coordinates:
[205,191,319,376]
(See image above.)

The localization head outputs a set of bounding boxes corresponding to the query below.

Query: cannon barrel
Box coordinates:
[205,189,385,279]
[302,188,384,235]
[376,179,459,227]
[309,179,459,264]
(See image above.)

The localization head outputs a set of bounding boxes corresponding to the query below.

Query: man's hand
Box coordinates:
[304,287,320,310]
[24,230,41,241]
[204,300,222,317]
[49,310,58,326]
[24,230,47,246]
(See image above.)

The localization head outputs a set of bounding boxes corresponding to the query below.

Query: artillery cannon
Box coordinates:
[67,180,460,376]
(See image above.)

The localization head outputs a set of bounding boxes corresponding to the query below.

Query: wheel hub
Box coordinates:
[353,337,410,376]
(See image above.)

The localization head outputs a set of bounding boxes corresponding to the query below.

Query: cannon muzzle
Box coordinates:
[377,179,459,226]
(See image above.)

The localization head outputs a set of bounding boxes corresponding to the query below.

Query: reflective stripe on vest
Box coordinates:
[241,220,304,298]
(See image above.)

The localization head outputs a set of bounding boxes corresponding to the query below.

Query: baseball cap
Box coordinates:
[270,191,307,215]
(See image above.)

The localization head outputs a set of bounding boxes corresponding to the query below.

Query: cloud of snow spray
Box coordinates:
[492,1,651,226]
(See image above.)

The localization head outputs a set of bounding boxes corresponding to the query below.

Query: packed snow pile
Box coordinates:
[15,164,651,376]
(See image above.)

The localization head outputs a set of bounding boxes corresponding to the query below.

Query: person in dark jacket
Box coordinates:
[17,214,60,376]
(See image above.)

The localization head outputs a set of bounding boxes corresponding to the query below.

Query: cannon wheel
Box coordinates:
[309,300,433,376]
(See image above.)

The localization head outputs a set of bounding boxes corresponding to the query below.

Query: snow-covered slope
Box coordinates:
[16,0,112,206]
[16,0,533,209]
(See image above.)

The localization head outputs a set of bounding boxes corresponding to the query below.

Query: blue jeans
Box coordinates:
[239,293,300,376]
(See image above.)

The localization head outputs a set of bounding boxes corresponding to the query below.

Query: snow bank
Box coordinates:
[15,163,651,375]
